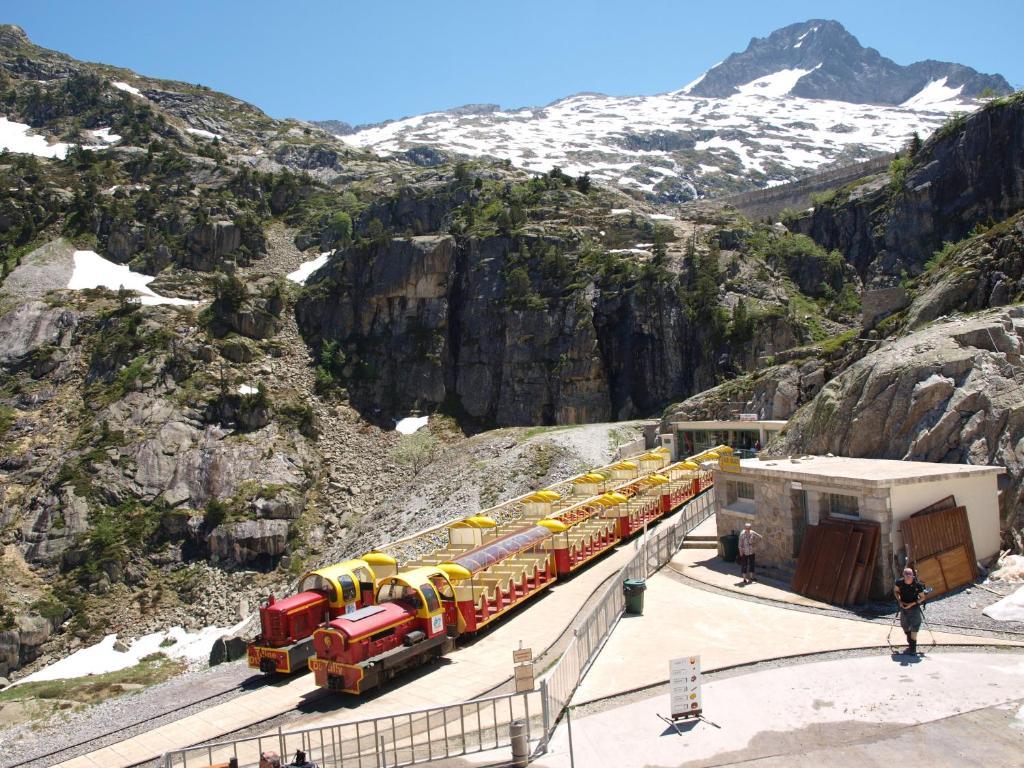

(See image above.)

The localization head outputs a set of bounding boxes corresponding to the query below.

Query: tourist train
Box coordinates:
[248,446,723,693]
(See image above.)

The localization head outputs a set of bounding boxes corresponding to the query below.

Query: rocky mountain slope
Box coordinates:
[0,25,858,681]
[334,20,1010,202]
[663,92,1024,546]
[791,92,1024,288]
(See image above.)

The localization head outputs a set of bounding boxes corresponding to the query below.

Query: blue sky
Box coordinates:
[6,1,1022,125]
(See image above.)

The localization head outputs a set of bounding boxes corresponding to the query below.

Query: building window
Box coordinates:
[724,480,757,516]
[726,481,755,504]
[826,493,860,519]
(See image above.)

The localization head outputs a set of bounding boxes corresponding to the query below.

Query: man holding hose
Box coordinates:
[894,566,927,655]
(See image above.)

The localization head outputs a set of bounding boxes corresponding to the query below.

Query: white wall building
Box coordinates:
[713,455,1003,597]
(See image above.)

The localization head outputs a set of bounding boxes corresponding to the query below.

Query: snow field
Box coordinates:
[286,252,331,285]
[346,65,974,194]
[67,250,198,306]
[16,621,247,685]
[0,116,71,159]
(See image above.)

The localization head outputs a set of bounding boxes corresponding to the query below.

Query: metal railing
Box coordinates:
[163,489,715,768]
[538,488,715,735]
[164,688,545,768]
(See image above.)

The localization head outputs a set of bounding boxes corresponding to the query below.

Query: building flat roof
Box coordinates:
[726,455,1004,488]
[670,420,788,430]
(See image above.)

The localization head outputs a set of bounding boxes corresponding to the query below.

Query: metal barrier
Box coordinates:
[163,489,714,768]
[538,488,715,744]
[164,689,545,768]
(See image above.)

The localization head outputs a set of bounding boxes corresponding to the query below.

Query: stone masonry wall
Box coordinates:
[715,468,897,598]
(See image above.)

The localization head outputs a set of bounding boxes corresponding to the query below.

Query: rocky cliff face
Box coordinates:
[792,94,1024,287]
[689,20,1011,103]
[771,307,1024,538]
[905,211,1024,329]
[295,217,821,429]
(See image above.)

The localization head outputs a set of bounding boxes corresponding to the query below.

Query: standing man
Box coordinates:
[894,566,927,655]
[738,522,763,584]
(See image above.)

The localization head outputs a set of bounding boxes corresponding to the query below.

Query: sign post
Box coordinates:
[513,643,534,693]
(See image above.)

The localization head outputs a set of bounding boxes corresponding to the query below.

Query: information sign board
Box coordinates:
[669,655,702,719]
[718,455,741,473]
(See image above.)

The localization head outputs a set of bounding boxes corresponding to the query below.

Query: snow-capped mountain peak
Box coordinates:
[332,20,1012,204]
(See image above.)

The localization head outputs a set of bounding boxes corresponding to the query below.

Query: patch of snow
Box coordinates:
[68,250,197,306]
[16,622,244,684]
[735,66,820,98]
[396,415,429,435]
[92,127,120,144]
[112,80,142,96]
[901,77,965,110]
[238,384,259,395]
[610,208,631,216]
[983,584,1024,622]
[186,127,222,140]
[648,213,675,221]
[0,116,70,159]
[286,252,331,285]
[793,26,818,48]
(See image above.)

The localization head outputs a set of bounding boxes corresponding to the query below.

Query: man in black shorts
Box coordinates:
[893,566,926,655]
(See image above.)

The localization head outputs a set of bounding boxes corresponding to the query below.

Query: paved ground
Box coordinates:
[535,651,1024,767]
[571,568,1020,705]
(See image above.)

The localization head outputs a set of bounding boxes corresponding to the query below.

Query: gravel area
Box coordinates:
[1,659,262,768]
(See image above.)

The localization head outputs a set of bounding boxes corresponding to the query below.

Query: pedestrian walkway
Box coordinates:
[536,651,1024,767]
[671,546,833,609]
[572,568,1020,704]
[54,505,674,768]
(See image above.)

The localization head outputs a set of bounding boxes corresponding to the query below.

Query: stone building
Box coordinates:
[713,455,1003,597]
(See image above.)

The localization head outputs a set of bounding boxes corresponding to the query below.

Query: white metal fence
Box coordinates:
[163,489,715,768]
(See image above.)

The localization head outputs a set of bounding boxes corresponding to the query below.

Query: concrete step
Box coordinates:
[681,541,718,550]
[685,535,718,542]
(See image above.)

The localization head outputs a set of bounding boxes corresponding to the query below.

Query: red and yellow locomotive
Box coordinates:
[309,567,458,694]
[247,557,390,674]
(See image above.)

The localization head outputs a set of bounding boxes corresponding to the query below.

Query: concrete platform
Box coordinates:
[571,568,1022,705]
[671,547,833,609]
[537,651,1024,767]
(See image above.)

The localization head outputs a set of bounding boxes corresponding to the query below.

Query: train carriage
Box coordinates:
[436,519,563,633]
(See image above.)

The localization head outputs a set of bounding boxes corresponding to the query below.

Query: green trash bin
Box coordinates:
[719,533,739,562]
[623,579,646,615]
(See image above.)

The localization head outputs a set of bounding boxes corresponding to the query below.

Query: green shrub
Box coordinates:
[392,430,438,473]
[888,156,912,192]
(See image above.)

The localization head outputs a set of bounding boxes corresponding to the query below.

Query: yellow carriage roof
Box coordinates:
[307,558,370,582]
